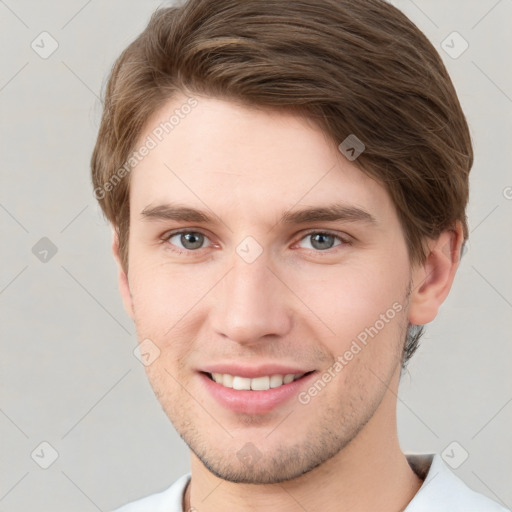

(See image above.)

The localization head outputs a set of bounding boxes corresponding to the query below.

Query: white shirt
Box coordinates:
[112,453,510,512]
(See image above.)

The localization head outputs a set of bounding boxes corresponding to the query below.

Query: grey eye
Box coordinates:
[299,233,342,251]
[169,232,207,250]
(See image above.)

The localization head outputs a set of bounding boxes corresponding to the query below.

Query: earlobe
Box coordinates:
[112,230,135,320]
[407,222,464,326]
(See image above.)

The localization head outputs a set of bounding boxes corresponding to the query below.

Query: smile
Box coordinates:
[208,372,308,390]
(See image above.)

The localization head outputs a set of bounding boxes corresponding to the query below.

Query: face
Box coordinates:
[119,94,417,484]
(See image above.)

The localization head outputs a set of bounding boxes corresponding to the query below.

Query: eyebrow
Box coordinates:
[141,204,211,223]
[140,203,377,226]
[280,205,376,225]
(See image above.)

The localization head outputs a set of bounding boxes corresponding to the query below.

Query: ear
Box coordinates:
[408,221,464,325]
[112,230,134,320]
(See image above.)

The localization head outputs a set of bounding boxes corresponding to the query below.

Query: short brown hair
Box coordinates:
[91,0,473,367]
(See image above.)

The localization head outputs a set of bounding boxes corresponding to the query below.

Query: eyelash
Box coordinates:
[297,229,351,250]
[161,229,351,256]
[162,230,214,255]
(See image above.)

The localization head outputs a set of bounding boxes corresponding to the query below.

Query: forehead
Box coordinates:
[129,94,394,225]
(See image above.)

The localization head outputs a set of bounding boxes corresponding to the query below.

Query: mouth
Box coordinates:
[198,361,318,415]
[199,369,318,414]
[202,371,315,391]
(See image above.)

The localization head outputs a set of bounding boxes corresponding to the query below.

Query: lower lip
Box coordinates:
[199,372,317,414]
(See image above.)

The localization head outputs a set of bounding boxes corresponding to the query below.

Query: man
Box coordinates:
[91,0,508,510]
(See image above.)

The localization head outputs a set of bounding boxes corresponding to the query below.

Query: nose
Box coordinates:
[209,254,293,346]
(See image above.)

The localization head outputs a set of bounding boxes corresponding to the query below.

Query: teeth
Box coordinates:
[222,373,233,388]
[232,376,251,390]
[210,372,305,390]
[283,374,295,384]
[251,376,269,390]
[270,375,284,388]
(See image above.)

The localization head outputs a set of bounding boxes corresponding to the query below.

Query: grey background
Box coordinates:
[1,1,511,511]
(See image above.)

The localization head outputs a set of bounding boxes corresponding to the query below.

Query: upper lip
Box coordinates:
[200,363,315,379]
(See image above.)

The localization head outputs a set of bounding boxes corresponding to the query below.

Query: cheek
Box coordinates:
[128,256,213,329]
[286,255,409,355]
[127,257,224,376]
